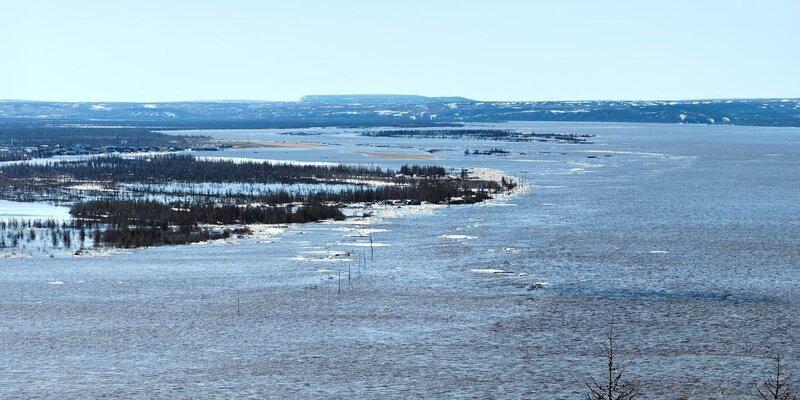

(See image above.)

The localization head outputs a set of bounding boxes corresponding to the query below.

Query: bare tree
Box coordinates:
[756,354,796,400]
[585,325,643,400]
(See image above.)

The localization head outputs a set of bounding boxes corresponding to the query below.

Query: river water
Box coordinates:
[1,122,799,398]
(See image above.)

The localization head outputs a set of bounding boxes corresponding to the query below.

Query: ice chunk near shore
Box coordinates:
[342,242,390,247]
[67,183,115,192]
[480,202,516,207]
[301,250,349,257]
[352,228,389,236]
[367,202,444,220]
[72,248,128,258]
[440,234,478,240]
[468,167,505,182]
[249,225,286,238]
[470,268,513,274]
[292,254,354,262]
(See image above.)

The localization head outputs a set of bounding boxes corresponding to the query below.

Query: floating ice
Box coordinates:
[440,234,477,240]
[470,269,511,274]
[342,242,390,247]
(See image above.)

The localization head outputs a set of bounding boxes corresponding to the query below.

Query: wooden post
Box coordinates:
[355,252,361,280]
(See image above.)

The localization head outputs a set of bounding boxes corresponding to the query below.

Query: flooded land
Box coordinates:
[1,122,800,398]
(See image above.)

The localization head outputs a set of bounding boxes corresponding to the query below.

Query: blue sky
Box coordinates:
[2,0,798,102]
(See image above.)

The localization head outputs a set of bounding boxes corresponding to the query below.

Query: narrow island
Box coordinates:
[362,128,594,143]
[0,154,516,252]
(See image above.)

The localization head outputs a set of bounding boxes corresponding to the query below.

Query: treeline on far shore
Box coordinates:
[0,126,204,161]
[0,126,200,149]
[0,154,396,184]
[362,128,594,143]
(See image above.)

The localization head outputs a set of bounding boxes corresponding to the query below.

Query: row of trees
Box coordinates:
[0,219,73,230]
[117,173,508,205]
[0,216,254,250]
[0,154,396,184]
[239,181,499,205]
[464,148,510,156]
[0,152,30,162]
[30,199,347,249]
[0,223,89,250]
[70,200,345,227]
[398,164,447,177]
[96,225,249,248]
[0,126,199,149]
[363,128,593,143]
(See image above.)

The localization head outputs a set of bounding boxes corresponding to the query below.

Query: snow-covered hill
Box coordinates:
[1,96,798,127]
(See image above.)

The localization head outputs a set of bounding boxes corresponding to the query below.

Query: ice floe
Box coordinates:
[440,234,477,240]
[470,268,512,274]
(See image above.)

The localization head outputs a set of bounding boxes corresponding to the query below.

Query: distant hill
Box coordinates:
[1,97,798,128]
[300,94,475,105]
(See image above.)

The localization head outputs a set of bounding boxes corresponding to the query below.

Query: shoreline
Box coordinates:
[204,139,323,149]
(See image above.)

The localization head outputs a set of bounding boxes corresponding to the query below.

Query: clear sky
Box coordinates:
[2,0,798,102]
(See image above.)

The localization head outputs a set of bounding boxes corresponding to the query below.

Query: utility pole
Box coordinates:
[369,234,374,261]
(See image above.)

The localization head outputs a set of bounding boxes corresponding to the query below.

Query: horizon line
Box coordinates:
[1,95,799,104]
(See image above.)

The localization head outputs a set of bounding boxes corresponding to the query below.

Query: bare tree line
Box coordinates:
[585,326,796,399]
